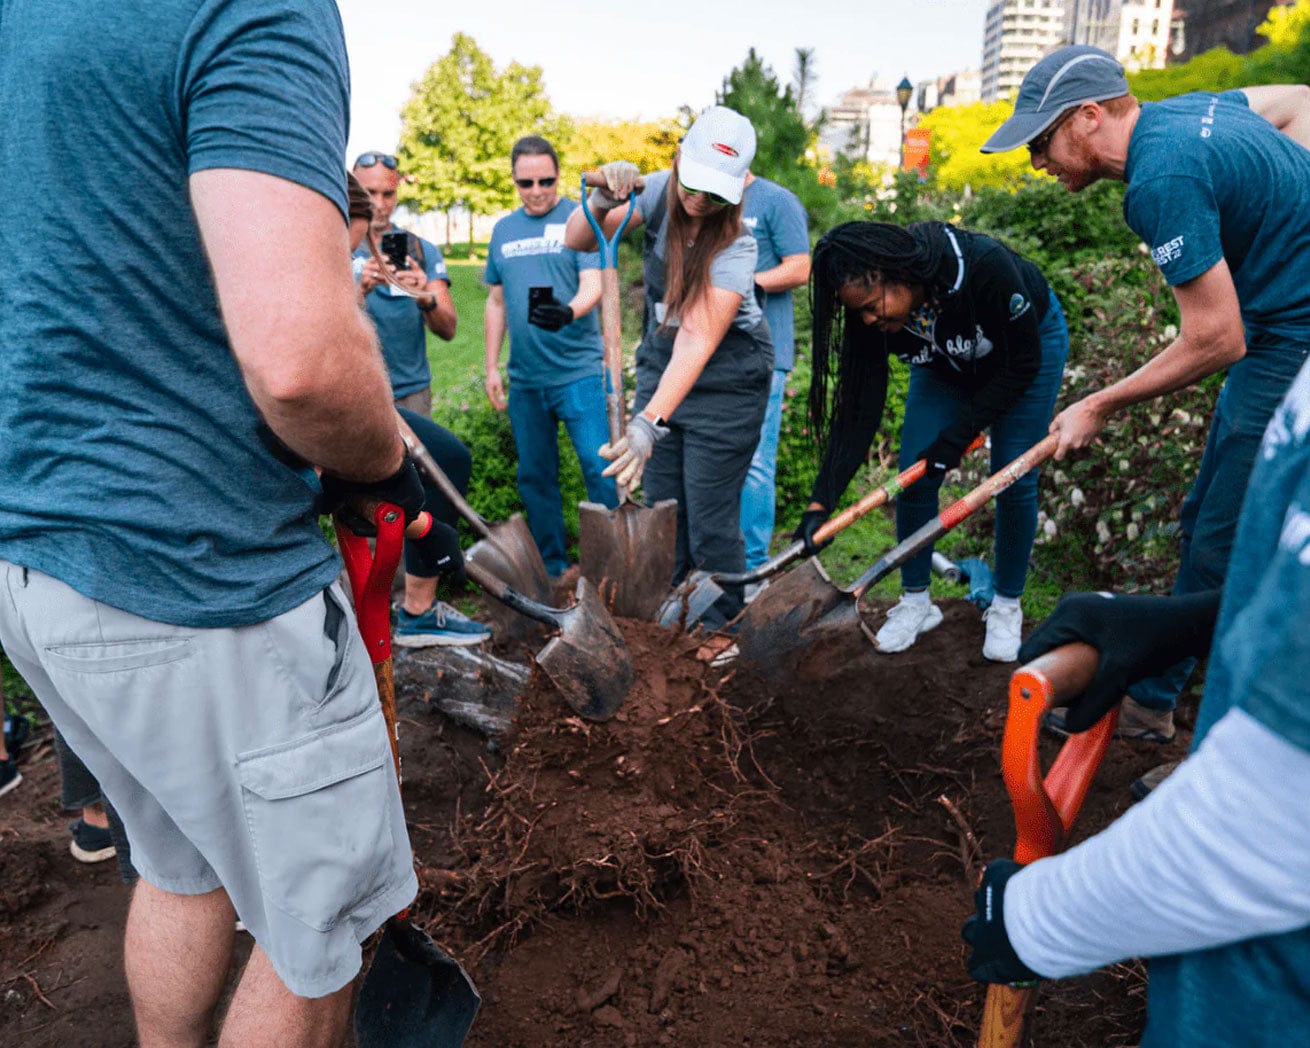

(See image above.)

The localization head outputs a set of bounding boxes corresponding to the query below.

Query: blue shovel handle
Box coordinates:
[579,174,638,269]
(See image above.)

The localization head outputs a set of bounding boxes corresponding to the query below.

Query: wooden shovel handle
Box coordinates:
[979,984,1038,1048]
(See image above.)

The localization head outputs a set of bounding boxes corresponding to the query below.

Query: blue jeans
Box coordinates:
[740,369,788,570]
[508,374,619,576]
[897,294,1069,597]
[1129,342,1310,711]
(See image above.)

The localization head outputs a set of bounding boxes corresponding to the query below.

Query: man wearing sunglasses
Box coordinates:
[483,135,616,577]
[352,151,457,417]
[983,46,1310,787]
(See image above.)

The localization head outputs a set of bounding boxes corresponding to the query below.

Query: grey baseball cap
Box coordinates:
[981,45,1130,153]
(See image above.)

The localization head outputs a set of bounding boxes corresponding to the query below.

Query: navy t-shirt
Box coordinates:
[742,177,810,371]
[0,0,350,627]
[354,227,449,398]
[483,199,602,390]
[1124,90,1310,353]
[1142,357,1310,1045]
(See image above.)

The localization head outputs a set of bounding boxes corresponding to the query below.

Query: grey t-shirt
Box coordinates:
[635,170,764,337]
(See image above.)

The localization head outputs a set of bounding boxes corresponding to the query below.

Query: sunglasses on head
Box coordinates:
[355,152,398,170]
[514,176,557,189]
[1027,107,1077,158]
[677,177,731,207]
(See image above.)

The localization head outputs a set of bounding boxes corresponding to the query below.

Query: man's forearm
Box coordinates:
[422,282,456,340]
[755,255,811,294]
[1087,331,1242,417]
[484,302,507,373]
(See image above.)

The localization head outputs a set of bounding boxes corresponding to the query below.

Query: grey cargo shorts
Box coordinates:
[0,562,417,998]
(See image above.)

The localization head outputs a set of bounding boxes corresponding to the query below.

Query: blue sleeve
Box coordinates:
[180,0,350,221]
[772,190,810,258]
[419,238,449,284]
[1124,175,1224,287]
[483,226,502,285]
[576,248,601,272]
[635,170,670,225]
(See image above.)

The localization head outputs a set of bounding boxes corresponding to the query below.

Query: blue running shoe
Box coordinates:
[395,601,492,648]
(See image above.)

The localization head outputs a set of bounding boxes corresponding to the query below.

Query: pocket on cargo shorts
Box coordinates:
[44,636,195,675]
[236,706,400,932]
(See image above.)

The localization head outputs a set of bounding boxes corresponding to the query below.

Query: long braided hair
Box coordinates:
[808,220,959,437]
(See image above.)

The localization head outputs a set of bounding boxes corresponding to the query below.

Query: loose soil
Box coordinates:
[1,599,1188,1046]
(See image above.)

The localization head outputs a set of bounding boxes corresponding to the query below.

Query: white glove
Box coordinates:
[599,414,669,490]
[589,160,641,211]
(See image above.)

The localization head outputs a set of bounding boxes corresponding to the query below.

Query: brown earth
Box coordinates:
[0,599,1188,1046]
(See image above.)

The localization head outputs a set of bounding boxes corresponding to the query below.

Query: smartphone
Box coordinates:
[529,285,553,310]
[380,231,410,270]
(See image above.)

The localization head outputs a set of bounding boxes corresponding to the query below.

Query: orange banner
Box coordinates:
[902,127,931,173]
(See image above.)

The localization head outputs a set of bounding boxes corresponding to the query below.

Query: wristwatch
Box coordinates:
[419,296,438,313]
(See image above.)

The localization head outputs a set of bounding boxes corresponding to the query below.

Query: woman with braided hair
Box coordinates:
[799,221,1068,660]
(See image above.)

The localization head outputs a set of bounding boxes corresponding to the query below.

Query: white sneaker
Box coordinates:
[982,601,1023,662]
[875,597,943,653]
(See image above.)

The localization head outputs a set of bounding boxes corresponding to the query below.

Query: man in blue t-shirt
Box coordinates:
[0,0,423,1037]
[353,152,457,416]
[964,355,1310,1046]
[738,174,811,582]
[983,47,1310,774]
[483,136,617,576]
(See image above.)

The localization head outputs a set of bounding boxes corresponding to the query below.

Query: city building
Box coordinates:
[820,80,918,166]
[917,69,983,113]
[981,0,1069,102]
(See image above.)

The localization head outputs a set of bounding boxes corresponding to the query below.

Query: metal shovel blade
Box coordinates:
[537,576,633,720]
[736,559,878,680]
[656,570,724,629]
[355,918,480,1048]
[466,514,553,645]
[578,498,679,621]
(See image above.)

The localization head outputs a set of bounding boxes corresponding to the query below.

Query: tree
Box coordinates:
[556,118,682,191]
[397,33,566,246]
[918,99,1034,191]
[792,47,816,119]
[717,49,811,187]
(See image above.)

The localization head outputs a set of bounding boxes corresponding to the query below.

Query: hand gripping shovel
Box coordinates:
[737,434,1059,679]
[396,414,552,645]
[337,504,480,1048]
[404,440,632,720]
[576,172,679,621]
[978,641,1118,1048]
[658,435,985,628]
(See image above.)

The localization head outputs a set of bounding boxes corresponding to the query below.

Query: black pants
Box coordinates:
[54,729,137,883]
[397,407,472,578]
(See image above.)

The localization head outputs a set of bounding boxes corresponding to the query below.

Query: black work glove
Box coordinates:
[962,859,1042,985]
[407,519,466,585]
[528,294,575,332]
[1017,589,1222,734]
[917,431,969,479]
[320,456,426,537]
[792,507,833,557]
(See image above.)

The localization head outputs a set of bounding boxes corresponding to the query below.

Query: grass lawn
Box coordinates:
[428,255,491,399]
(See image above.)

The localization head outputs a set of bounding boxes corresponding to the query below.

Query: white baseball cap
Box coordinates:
[678,105,756,205]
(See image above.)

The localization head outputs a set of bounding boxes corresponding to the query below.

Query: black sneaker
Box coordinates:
[69,817,117,864]
[0,758,20,799]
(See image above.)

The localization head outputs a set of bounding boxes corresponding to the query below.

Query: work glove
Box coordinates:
[962,859,1043,985]
[589,160,640,211]
[917,431,969,479]
[792,507,833,557]
[600,414,669,490]
[528,293,575,332]
[320,456,426,537]
[1017,589,1222,734]
[408,519,467,586]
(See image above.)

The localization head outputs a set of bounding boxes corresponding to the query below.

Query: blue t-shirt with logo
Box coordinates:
[0,0,350,628]
[354,228,450,398]
[1142,357,1310,1045]
[1124,91,1310,354]
[483,199,602,390]
[742,177,810,372]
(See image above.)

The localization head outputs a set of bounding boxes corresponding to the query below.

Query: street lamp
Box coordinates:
[896,76,913,169]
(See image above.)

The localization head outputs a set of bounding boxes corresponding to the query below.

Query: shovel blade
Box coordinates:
[656,570,725,630]
[466,514,553,645]
[537,576,633,721]
[578,498,679,621]
[736,559,878,680]
[355,919,480,1048]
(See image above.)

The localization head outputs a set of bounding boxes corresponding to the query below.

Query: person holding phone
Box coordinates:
[353,151,457,417]
[564,106,772,630]
[483,135,616,577]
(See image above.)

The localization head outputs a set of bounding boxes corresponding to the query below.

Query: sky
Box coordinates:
[337,0,989,159]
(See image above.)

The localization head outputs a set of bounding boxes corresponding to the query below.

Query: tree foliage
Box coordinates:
[397,34,567,221]
[557,118,682,192]
[918,100,1036,191]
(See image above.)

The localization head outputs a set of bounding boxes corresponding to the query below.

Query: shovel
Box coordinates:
[575,172,679,621]
[978,641,1117,1048]
[404,443,632,721]
[337,504,481,1048]
[737,434,1059,678]
[396,413,553,644]
[658,435,985,628]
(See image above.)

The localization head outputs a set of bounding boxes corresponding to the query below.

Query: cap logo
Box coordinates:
[711,142,739,158]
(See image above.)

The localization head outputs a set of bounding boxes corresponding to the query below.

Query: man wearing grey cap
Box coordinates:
[983,45,1310,770]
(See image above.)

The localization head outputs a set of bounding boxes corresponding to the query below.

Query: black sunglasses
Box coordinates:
[677,177,730,207]
[1027,107,1076,158]
[355,152,398,170]
[514,176,557,189]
